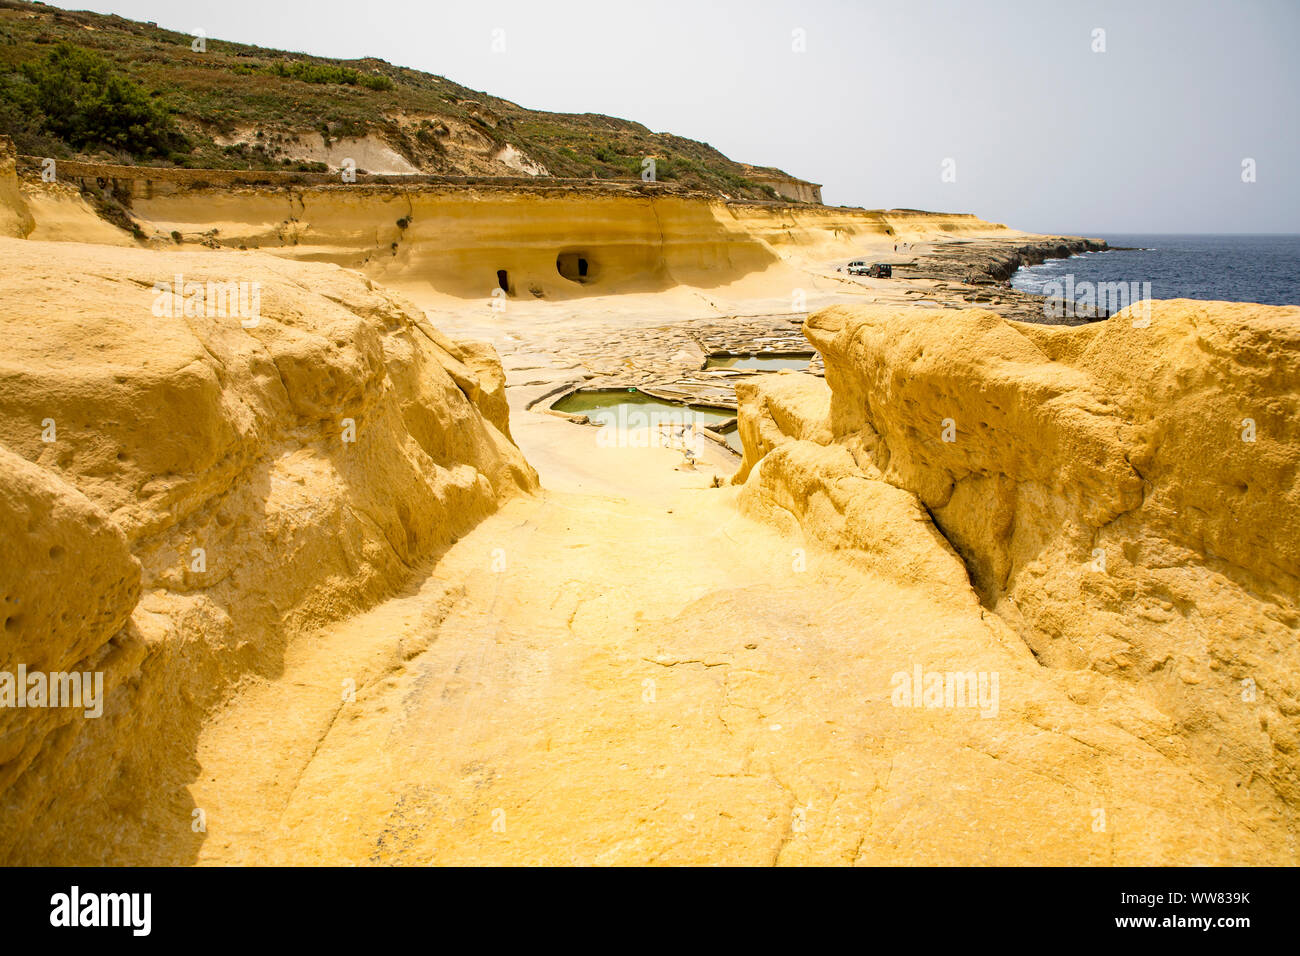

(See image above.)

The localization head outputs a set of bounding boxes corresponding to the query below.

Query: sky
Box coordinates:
[45,0,1300,234]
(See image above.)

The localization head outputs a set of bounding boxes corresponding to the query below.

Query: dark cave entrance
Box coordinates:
[556,252,593,284]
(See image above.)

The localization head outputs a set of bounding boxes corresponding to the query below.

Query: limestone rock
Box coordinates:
[731,373,832,484]
[0,137,34,239]
[739,438,977,607]
[0,445,141,791]
[737,300,1300,831]
[0,238,535,863]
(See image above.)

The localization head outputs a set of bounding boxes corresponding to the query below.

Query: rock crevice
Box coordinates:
[735,300,1300,822]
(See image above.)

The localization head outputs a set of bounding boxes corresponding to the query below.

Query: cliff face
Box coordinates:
[118,186,1015,300]
[0,238,535,863]
[0,130,1023,306]
[0,136,33,238]
[736,301,1300,830]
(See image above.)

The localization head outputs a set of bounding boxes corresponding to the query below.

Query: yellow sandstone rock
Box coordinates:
[0,238,535,863]
[122,186,1012,302]
[737,300,1300,838]
[0,136,33,239]
[1,150,1294,864]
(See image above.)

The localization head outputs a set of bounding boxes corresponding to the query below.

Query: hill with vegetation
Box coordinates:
[0,0,795,199]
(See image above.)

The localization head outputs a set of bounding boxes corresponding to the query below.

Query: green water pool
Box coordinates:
[705,353,814,372]
[551,389,740,452]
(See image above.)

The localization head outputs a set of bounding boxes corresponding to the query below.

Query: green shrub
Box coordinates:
[265,61,393,91]
[15,44,182,158]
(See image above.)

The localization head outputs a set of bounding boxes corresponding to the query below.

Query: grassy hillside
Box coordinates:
[0,0,791,199]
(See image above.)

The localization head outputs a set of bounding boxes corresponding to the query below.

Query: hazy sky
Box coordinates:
[47,0,1300,234]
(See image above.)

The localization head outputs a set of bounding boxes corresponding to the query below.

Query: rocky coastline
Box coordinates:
[530,233,1114,426]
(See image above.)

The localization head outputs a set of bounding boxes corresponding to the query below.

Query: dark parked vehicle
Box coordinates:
[846,261,892,277]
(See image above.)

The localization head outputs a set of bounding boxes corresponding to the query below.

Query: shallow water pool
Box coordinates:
[552,389,734,433]
[719,427,743,453]
[705,353,814,372]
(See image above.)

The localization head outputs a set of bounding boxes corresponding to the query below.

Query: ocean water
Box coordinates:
[1011,234,1300,307]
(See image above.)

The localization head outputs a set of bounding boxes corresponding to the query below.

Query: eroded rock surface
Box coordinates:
[1,194,1293,866]
[736,301,1300,844]
[0,239,534,863]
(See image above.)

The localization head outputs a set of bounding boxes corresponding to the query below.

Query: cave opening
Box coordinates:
[556,252,594,284]
[496,269,510,293]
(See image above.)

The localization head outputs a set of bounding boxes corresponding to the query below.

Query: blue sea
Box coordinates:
[1011,234,1300,307]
